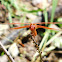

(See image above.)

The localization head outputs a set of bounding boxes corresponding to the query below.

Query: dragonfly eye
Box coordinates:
[30,25,35,30]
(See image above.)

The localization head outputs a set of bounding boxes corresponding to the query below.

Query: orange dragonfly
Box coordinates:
[8,22,62,38]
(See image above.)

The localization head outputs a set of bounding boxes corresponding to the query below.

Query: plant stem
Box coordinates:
[31,35,42,62]
[0,41,15,62]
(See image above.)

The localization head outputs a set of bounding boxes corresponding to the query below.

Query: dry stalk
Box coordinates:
[0,41,15,62]
[30,35,42,62]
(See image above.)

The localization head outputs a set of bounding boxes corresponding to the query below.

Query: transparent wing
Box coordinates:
[33,22,62,25]
[8,22,62,25]
[8,23,30,25]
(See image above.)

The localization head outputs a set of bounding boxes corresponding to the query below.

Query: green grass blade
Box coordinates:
[39,0,58,51]
[8,13,13,27]
[39,30,50,50]
[50,0,58,22]
[20,8,43,13]
[43,8,48,25]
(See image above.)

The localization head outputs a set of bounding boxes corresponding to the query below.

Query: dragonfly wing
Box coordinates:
[34,22,62,24]
[37,25,59,30]
[11,25,30,29]
[8,23,30,24]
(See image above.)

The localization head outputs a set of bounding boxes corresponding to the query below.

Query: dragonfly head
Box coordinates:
[30,23,36,31]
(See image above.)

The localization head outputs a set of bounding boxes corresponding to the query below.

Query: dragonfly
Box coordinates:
[8,22,62,38]
[8,22,62,47]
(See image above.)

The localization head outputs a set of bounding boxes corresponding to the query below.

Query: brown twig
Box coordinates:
[30,35,42,62]
[0,41,15,62]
